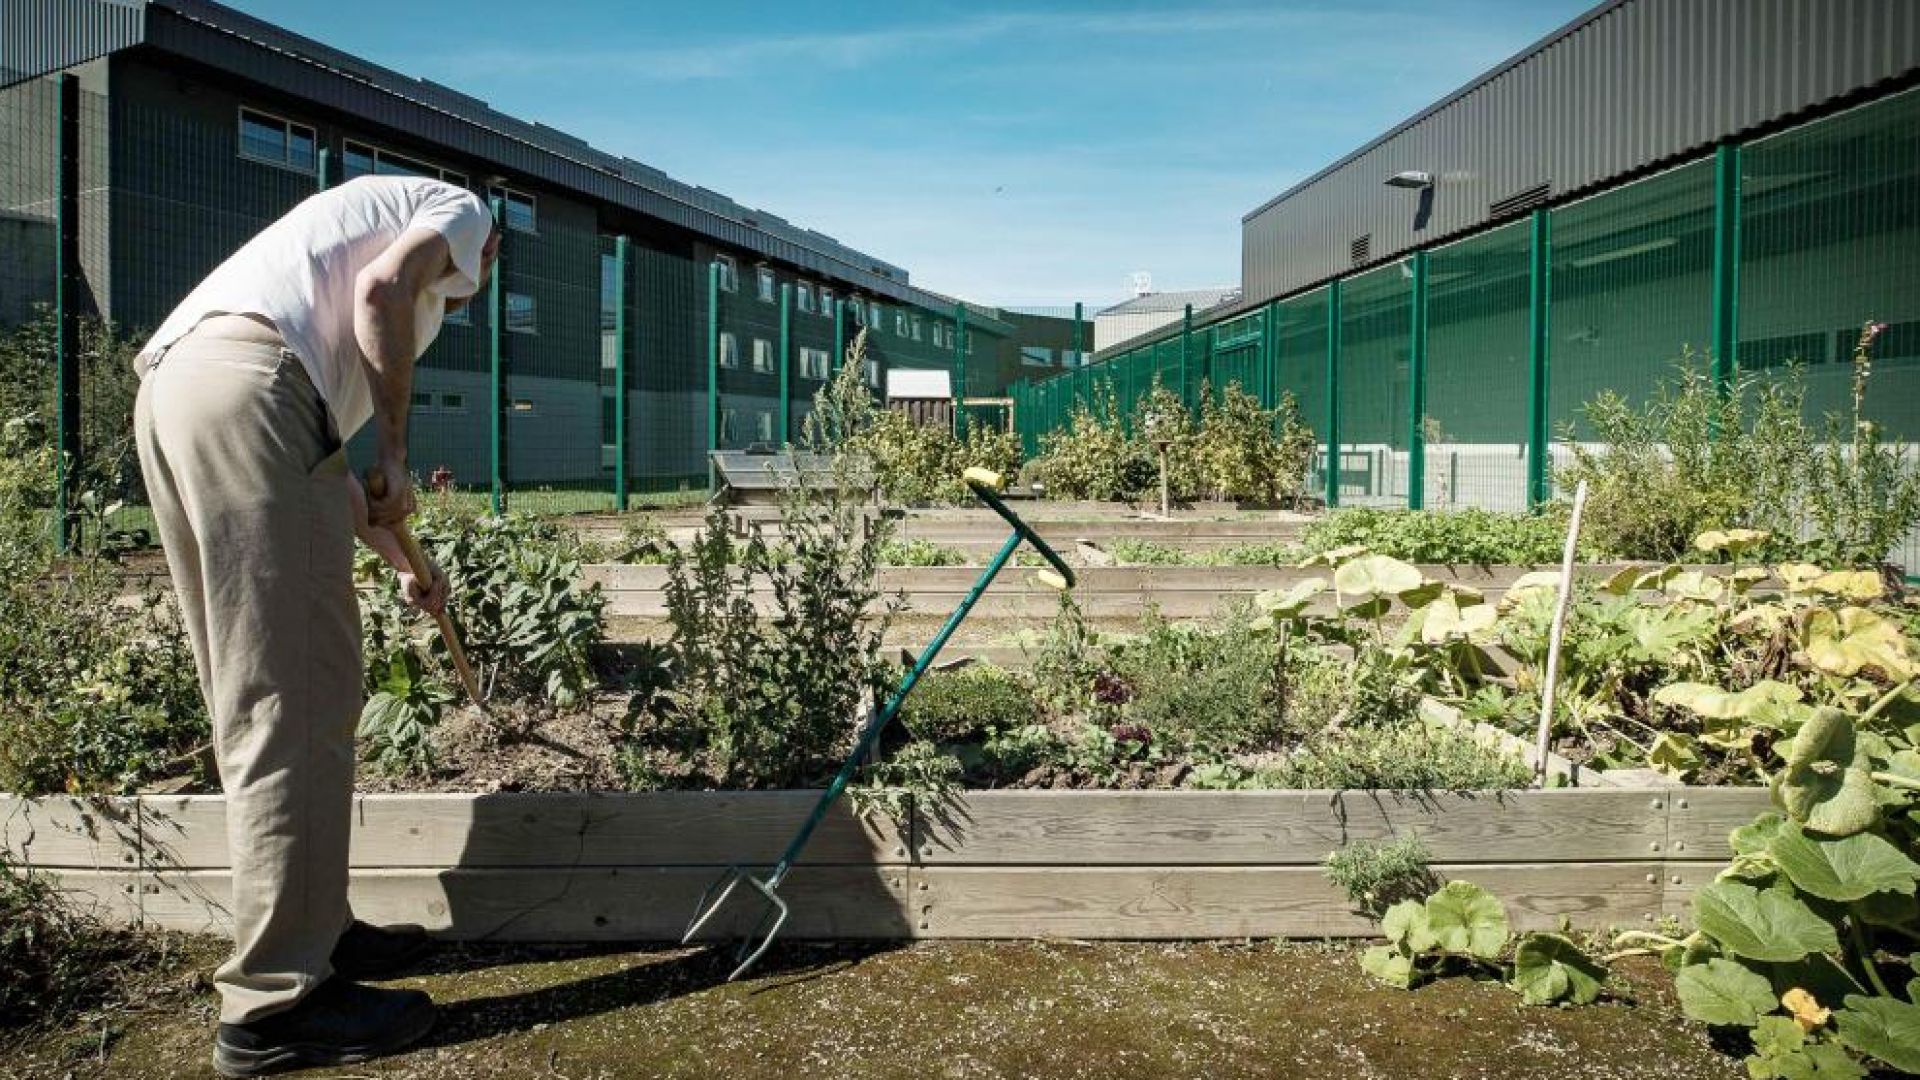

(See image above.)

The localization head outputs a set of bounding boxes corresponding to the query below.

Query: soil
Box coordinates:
[2,939,1754,1080]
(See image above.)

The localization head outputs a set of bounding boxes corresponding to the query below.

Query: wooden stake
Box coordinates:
[1535,480,1588,785]
[366,471,485,709]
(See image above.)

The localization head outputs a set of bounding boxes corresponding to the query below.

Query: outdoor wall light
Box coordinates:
[1385,170,1434,189]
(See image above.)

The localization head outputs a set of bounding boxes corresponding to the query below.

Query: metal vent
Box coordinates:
[1490,183,1551,220]
[1349,235,1371,266]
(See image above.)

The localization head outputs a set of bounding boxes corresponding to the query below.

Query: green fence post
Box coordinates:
[613,235,629,511]
[706,261,720,492]
[1072,301,1084,368]
[316,144,330,193]
[1324,281,1342,509]
[832,299,845,373]
[954,304,969,437]
[1527,208,1552,509]
[1180,304,1195,415]
[1408,251,1429,511]
[1710,142,1742,395]
[488,195,505,516]
[53,74,79,553]
[1261,302,1277,413]
[778,283,792,445]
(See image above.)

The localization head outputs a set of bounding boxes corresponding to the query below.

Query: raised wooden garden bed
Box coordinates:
[4,786,1767,942]
[589,562,1670,620]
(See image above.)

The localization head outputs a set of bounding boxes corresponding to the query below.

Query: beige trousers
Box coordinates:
[134,333,361,1024]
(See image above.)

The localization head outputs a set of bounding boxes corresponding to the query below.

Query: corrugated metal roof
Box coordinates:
[1241,0,1920,304]
[1097,287,1241,317]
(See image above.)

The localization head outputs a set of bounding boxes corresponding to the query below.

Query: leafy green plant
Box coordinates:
[1027,384,1154,501]
[900,665,1037,746]
[1324,834,1437,918]
[1298,507,1584,566]
[356,649,456,776]
[1255,723,1532,791]
[1361,880,1609,1005]
[1612,706,1920,1078]
[879,538,968,567]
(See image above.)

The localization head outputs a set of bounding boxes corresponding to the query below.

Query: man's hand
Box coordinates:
[399,561,450,617]
[365,455,415,529]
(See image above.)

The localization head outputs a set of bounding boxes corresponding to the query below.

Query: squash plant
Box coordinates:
[1360,880,1610,1006]
[1611,709,1920,1077]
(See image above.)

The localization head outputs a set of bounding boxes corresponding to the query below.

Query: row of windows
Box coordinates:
[716,333,837,380]
[712,255,964,349]
[238,108,538,232]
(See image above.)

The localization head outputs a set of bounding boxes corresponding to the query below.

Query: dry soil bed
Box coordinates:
[4,939,1753,1080]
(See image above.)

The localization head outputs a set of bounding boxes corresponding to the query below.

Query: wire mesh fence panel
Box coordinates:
[1209,310,1263,401]
[1739,86,1920,572]
[0,76,63,545]
[1546,157,1716,486]
[629,247,706,497]
[1274,288,1330,497]
[1337,264,1411,508]
[1424,219,1533,512]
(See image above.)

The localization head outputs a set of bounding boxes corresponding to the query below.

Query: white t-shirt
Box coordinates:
[139,175,493,439]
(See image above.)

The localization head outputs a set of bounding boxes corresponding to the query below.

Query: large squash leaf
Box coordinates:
[1508,933,1607,1006]
[1422,880,1509,960]
[1834,995,1920,1074]
[1675,958,1779,1026]
[1774,709,1879,838]
[1768,822,1920,903]
[1693,881,1840,963]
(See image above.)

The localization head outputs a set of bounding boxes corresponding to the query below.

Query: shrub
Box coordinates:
[0,310,146,529]
[812,339,1023,505]
[1,851,162,1030]
[1558,331,1920,566]
[1027,385,1154,501]
[627,448,900,788]
[1194,384,1315,503]
[900,665,1036,745]
[1110,614,1286,755]
[1324,834,1438,918]
[0,420,208,795]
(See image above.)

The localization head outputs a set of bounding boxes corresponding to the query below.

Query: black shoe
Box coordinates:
[213,978,436,1078]
[331,919,435,980]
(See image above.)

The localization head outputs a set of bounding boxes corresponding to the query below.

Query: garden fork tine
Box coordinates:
[680,468,1074,980]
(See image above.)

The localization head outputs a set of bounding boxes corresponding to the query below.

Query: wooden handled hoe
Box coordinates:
[365,470,485,710]
[681,467,1075,980]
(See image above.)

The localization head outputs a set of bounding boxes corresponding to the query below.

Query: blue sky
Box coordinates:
[230,0,1592,307]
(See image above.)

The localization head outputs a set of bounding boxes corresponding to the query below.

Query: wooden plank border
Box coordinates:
[10,787,1772,941]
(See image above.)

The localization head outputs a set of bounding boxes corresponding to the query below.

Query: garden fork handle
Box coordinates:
[365,470,485,708]
[963,468,1076,588]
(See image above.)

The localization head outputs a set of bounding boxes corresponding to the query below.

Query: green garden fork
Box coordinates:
[681,467,1075,980]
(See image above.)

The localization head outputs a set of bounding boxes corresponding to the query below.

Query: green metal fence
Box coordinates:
[1011,84,1920,570]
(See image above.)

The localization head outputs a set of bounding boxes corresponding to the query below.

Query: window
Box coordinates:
[849,299,866,327]
[410,390,434,409]
[756,411,774,444]
[440,393,467,413]
[341,139,463,185]
[930,324,944,349]
[1021,346,1055,367]
[911,315,924,342]
[1060,350,1084,368]
[715,254,739,292]
[600,397,619,446]
[819,287,834,316]
[443,302,471,326]
[895,311,909,336]
[800,346,830,380]
[721,407,738,443]
[505,292,537,334]
[864,358,881,388]
[719,332,740,368]
[757,266,777,303]
[238,108,317,173]
[511,399,537,415]
[487,185,537,232]
[797,283,815,314]
[752,338,774,373]
[869,302,882,328]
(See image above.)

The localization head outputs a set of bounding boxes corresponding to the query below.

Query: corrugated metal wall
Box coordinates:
[0,0,142,88]
[1241,0,1920,305]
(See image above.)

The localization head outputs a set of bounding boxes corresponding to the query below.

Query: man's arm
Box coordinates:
[345,475,449,616]
[353,226,457,527]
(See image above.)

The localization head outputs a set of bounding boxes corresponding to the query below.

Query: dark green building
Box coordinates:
[1,0,1061,505]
